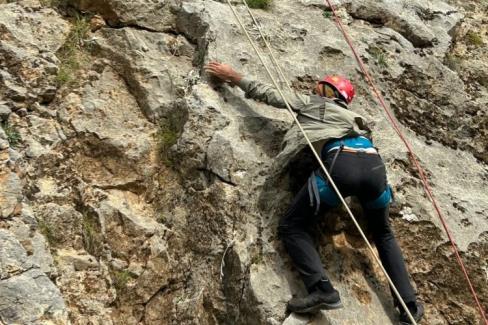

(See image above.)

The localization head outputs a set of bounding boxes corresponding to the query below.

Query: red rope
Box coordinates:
[323,1,488,323]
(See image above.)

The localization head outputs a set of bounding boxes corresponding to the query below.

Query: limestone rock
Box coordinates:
[67,0,179,32]
[347,0,462,54]
[0,1,70,105]
[35,203,84,250]
[57,66,156,188]
[54,248,116,324]
[0,104,11,121]
[0,230,68,324]
[0,269,68,324]
[7,204,55,275]
[93,27,195,120]
[0,171,22,218]
[0,229,31,279]
[0,128,9,151]
[0,0,487,324]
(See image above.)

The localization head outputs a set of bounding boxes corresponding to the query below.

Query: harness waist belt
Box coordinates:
[328,146,378,154]
[323,136,375,155]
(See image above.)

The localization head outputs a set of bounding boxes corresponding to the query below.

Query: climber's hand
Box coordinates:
[205,61,242,85]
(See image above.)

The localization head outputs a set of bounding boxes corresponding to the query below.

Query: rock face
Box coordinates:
[0,0,487,324]
[0,229,68,324]
[0,1,70,109]
[67,0,180,32]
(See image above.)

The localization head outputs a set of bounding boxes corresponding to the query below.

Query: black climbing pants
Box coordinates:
[278,151,416,304]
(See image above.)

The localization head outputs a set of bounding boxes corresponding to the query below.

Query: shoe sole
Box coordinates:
[292,301,343,314]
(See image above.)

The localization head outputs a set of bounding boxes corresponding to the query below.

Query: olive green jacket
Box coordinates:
[237,78,372,163]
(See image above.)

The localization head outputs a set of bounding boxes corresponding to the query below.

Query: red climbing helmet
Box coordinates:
[318,75,355,104]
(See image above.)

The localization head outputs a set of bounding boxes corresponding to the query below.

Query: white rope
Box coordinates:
[241,2,307,106]
[226,1,417,323]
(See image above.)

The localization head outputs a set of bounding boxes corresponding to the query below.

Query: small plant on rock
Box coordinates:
[250,252,264,265]
[56,14,91,86]
[369,46,388,68]
[82,216,104,257]
[246,0,272,9]
[157,111,187,165]
[445,53,462,72]
[323,10,332,19]
[112,270,137,294]
[157,121,179,165]
[466,31,484,47]
[1,121,21,147]
[38,219,57,247]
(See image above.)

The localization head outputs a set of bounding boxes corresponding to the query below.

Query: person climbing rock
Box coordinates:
[205,61,424,324]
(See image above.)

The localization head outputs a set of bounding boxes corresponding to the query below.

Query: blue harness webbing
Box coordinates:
[308,136,392,214]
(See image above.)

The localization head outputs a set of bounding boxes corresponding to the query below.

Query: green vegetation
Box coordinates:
[323,10,332,19]
[38,219,57,246]
[56,15,91,86]
[445,53,462,72]
[246,0,272,9]
[112,270,138,293]
[157,111,187,165]
[82,216,104,257]
[369,46,388,68]
[466,31,484,47]
[1,121,21,147]
[157,121,179,165]
[250,252,264,265]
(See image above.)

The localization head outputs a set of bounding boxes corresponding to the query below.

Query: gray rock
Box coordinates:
[0,268,68,324]
[67,0,179,32]
[0,137,9,150]
[0,2,70,105]
[56,66,156,187]
[6,205,55,275]
[93,27,195,120]
[7,147,21,163]
[0,227,61,324]
[0,171,22,219]
[57,249,99,271]
[0,104,11,121]
[0,229,31,280]
[35,203,84,250]
[0,0,485,324]
[346,0,462,55]
[0,126,6,141]
[282,313,309,325]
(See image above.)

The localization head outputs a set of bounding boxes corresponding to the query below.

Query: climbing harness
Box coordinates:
[225,1,418,323]
[308,144,343,214]
[322,136,374,153]
[309,136,394,213]
[324,1,488,323]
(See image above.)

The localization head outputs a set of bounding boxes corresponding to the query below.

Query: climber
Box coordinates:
[204,61,424,324]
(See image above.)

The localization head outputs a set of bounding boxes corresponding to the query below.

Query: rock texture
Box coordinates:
[0,0,487,324]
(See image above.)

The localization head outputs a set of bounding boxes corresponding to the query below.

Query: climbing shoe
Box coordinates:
[287,288,342,314]
[399,301,424,324]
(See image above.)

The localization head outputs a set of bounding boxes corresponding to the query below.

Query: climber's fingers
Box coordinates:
[205,61,236,81]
